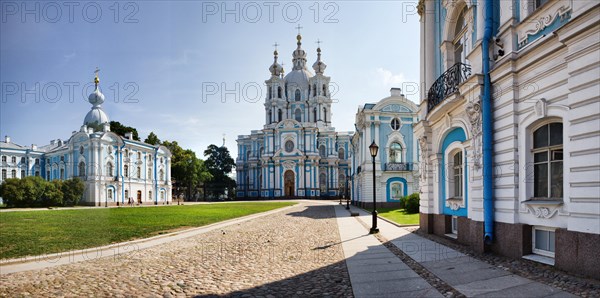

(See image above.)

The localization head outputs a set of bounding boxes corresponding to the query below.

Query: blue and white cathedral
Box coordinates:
[0,72,172,206]
[236,34,353,198]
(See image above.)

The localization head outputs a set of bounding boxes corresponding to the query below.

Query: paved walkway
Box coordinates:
[339,204,576,298]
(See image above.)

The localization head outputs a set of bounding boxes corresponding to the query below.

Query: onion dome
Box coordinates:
[312,47,327,75]
[84,70,110,129]
[269,50,283,76]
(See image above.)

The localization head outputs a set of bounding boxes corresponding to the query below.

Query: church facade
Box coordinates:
[415,0,599,277]
[350,88,419,208]
[0,73,172,206]
[236,34,352,199]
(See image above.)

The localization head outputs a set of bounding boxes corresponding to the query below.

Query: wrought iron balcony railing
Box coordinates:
[427,62,471,113]
[384,162,412,171]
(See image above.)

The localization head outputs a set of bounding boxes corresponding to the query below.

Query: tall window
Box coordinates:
[124,165,129,177]
[137,152,142,160]
[295,109,302,122]
[319,145,327,158]
[268,110,272,123]
[268,87,272,99]
[1,156,6,163]
[278,109,282,122]
[323,108,327,123]
[159,169,164,181]
[313,84,316,96]
[35,171,40,177]
[391,182,403,200]
[108,189,113,201]
[46,170,50,180]
[21,170,25,178]
[338,148,345,159]
[149,191,153,200]
[35,158,39,165]
[319,172,327,193]
[11,156,16,163]
[125,190,129,200]
[1,169,6,180]
[532,123,563,199]
[313,108,317,122]
[79,162,86,177]
[137,166,141,179]
[295,89,301,101]
[451,151,463,198]
[20,157,25,164]
[453,7,469,65]
[107,163,113,177]
[79,146,84,155]
[277,87,282,98]
[60,156,64,162]
[389,143,403,163]
[60,168,64,179]
[322,84,327,96]
[11,170,16,178]
[148,168,152,179]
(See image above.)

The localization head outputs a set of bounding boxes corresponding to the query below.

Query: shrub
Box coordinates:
[0,177,83,208]
[61,178,84,206]
[403,193,420,214]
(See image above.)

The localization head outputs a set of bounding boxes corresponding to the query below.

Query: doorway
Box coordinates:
[284,170,295,197]
[137,190,142,205]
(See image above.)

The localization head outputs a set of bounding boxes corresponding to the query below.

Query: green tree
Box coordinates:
[61,178,85,206]
[0,178,25,207]
[110,121,140,141]
[144,132,161,145]
[44,180,64,206]
[204,144,236,199]
[162,141,212,201]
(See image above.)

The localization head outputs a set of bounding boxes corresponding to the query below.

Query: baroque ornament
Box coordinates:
[466,97,482,170]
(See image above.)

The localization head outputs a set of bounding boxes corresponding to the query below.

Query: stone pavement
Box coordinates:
[341,204,577,298]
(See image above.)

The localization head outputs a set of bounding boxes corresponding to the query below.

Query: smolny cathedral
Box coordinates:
[236,34,353,199]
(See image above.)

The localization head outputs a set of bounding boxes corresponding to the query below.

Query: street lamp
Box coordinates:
[369,140,379,234]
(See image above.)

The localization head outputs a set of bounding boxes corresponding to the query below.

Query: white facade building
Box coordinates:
[350,88,419,208]
[415,0,599,277]
[0,73,172,206]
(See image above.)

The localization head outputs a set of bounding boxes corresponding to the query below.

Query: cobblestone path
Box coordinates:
[0,202,353,297]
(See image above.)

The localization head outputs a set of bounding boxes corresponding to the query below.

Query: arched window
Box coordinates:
[277,87,282,98]
[46,170,50,181]
[338,148,345,159]
[451,151,463,198]
[35,158,39,165]
[391,182,404,200]
[313,84,317,96]
[137,166,141,179]
[124,149,129,158]
[319,172,327,193]
[295,89,301,101]
[278,109,282,122]
[107,163,113,177]
[246,150,251,161]
[453,7,468,65]
[79,146,84,155]
[79,161,86,177]
[323,107,327,123]
[159,169,165,181]
[268,110,272,123]
[268,87,272,99]
[532,123,563,199]
[11,169,16,178]
[20,157,25,164]
[313,108,317,122]
[11,156,16,163]
[322,84,327,96]
[148,168,152,179]
[60,168,64,179]
[294,109,302,122]
[319,145,327,158]
[21,170,25,178]
[108,189,113,201]
[35,171,40,177]
[390,143,403,163]
[124,165,129,177]
[1,169,6,180]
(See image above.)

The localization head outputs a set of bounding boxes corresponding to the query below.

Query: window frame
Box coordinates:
[532,226,556,258]
[530,122,563,200]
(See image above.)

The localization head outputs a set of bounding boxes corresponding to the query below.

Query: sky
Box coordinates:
[1,0,421,159]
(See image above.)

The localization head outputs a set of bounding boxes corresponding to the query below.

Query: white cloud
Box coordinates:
[376,67,406,87]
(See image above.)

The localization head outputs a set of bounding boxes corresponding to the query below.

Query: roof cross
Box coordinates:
[295,24,303,35]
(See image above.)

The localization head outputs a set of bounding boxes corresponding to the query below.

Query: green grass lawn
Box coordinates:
[376,208,419,225]
[0,202,295,259]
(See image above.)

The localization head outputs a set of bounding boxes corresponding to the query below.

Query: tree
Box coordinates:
[162,141,211,201]
[204,144,236,199]
[144,132,160,145]
[110,121,140,141]
[62,178,85,206]
[0,178,25,207]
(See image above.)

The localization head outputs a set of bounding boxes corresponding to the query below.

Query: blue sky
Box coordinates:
[1,1,421,159]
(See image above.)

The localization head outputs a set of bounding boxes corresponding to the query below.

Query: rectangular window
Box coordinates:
[451,216,458,234]
[535,0,549,10]
[533,227,555,257]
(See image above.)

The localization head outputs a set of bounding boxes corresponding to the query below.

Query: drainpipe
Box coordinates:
[120,143,126,206]
[482,0,494,244]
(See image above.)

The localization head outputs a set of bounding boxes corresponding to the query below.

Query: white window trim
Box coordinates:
[532,226,556,258]
[444,142,466,208]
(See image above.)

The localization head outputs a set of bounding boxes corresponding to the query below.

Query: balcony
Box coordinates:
[384,162,412,171]
[427,63,471,113]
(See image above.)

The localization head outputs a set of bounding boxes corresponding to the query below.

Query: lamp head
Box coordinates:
[369,140,379,157]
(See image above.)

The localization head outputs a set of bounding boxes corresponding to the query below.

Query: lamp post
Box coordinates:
[369,140,379,234]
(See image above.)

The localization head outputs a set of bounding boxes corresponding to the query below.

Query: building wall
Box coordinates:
[415,0,599,277]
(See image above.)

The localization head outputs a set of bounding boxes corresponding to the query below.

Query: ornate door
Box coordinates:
[284,170,295,197]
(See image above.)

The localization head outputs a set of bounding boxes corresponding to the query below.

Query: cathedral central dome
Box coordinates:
[284,68,313,89]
